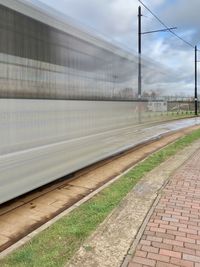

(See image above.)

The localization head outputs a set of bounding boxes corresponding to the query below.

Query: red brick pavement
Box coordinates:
[128,148,200,267]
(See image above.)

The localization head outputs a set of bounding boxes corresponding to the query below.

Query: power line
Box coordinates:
[138,0,195,49]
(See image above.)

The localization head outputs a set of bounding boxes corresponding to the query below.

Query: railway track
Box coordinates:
[0,121,200,257]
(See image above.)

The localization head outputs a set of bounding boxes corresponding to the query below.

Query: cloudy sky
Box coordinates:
[35,0,200,96]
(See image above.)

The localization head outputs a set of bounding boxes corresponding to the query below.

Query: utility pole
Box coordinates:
[138,6,142,98]
[195,45,198,115]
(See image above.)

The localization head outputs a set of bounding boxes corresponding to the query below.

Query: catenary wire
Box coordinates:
[139,0,196,50]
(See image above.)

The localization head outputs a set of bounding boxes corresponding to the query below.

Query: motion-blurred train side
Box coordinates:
[0,0,192,204]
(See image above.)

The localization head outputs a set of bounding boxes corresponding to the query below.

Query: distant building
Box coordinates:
[148,101,167,112]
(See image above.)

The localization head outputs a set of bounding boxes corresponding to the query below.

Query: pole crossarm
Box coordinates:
[142,27,177,35]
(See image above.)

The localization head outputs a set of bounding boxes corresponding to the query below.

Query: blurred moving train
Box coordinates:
[0,0,194,204]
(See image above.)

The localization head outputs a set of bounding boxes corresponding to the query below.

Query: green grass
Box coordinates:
[1,128,200,267]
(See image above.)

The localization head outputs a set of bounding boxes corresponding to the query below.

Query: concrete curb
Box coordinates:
[121,195,162,267]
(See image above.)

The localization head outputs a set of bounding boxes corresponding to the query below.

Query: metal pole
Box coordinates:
[195,45,198,115]
[138,6,142,98]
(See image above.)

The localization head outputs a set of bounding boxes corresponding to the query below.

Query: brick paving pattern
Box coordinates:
[128,148,200,267]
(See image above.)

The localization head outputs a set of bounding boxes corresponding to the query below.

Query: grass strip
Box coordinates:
[1,128,200,267]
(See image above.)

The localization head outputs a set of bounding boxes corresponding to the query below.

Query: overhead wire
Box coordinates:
[139,0,196,50]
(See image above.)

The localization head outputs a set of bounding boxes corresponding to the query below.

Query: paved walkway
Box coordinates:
[128,147,200,267]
